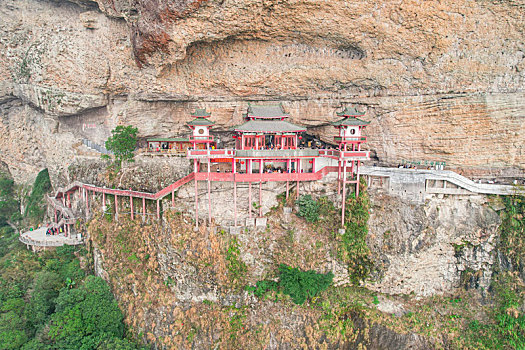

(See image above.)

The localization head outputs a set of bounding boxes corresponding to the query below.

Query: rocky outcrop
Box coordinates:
[1,0,524,185]
[367,190,501,296]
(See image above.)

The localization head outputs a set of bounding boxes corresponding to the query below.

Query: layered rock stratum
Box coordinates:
[1,0,524,184]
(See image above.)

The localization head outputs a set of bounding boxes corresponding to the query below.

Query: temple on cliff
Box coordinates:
[146,109,217,153]
[186,104,370,228]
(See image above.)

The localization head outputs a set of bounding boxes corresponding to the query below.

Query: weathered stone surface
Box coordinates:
[367,191,500,296]
[1,0,524,185]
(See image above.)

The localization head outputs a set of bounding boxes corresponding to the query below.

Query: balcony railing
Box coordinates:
[188,148,369,160]
[189,135,214,142]
[187,149,236,158]
[234,149,320,158]
[333,136,367,143]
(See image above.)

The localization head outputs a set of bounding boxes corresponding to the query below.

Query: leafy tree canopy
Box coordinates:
[49,275,125,349]
[104,125,138,168]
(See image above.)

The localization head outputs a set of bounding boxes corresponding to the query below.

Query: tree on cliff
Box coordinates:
[103,125,138,169]
[48,276,125,349]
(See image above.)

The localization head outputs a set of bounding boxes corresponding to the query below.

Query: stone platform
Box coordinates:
[19,227,83,249]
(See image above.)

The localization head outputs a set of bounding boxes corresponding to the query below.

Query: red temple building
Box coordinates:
[146,109,216,153]
[186,104,370,228]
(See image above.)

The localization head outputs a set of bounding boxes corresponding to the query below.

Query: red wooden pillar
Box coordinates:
[172,191,175,207]
[156,200,160,220]
[142,197,146,221]
[67,192,71,208]
[259,182,262,217]
[85,190,89,219]
[286,159,290,199]
[341,159,347,228]
[194,160,199,230]
[356,160,361,198]
[296,158,300,198]
[233,159,237,227]
[115,195,118,221]
[259,160,263,217]
[248,159,252,219]
[54,210,57,223]
[207,155,212,225]
[337,160,342,195]
[130,195,134,220]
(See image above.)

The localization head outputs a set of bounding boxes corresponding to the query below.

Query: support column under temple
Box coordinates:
[356,160,360,198]
[194,160,199,230]
[142,197,146,221]
[233,158,237,227]
[130,195,134,220]
[156,199,160,220]
[248,159,252,219]
[85,190,89,220]
[207,157,212,225]
[259,182,262,217]
[337,159,341,195]
[115,195,119,221]
[341,159,347,228]
[248,182,252,218]
[102,193,105,207]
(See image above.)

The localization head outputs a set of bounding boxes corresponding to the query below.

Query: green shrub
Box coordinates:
[249,264,333,305]
[296,195,320,223]
[24,169,52,225]
[250,280,278,298]
[278,264,334,305]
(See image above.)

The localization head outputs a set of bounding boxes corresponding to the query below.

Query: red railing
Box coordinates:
[195,171,322,182]
[187,149,235,157]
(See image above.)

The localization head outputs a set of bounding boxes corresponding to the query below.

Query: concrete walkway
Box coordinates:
[361,166,523,196]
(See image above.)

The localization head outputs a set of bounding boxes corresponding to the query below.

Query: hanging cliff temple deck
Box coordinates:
[186,104,370,229]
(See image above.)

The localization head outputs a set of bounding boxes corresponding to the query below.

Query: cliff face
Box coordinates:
[1,0,524,184]
[84,182,503,349]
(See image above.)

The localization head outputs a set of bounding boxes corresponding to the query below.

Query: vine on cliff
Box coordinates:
[340,180,374,284]
[498,194,525,271]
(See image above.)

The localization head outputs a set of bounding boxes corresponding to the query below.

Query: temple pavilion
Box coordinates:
[186,104,370,228]
[146,108,216,153]
[233,104,306,150]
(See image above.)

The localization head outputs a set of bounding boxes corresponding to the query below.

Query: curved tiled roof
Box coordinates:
[234,120,306,133]
[331,118,370,126]
[336,107,365,117]
[247,104,289,119]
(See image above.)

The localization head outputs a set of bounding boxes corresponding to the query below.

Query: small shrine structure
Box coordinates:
[146,108,216,153]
